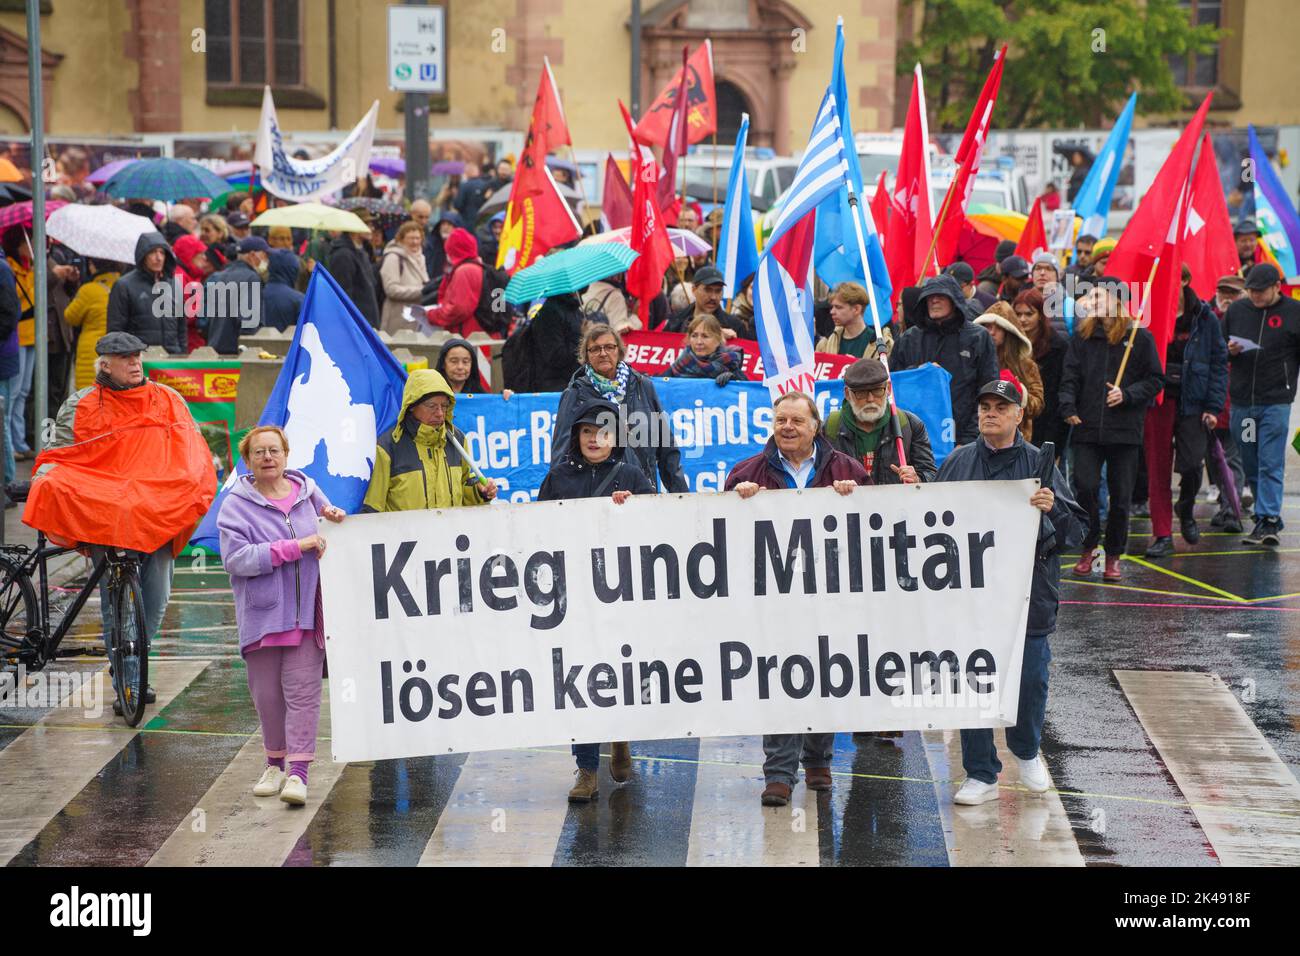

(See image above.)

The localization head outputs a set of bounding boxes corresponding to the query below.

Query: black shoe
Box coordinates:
[1180,518,1201,544]
[1220,517,1243,534]
[111,684,156,716]
[1259,519,1283,547]
[1144,536,1175,558]
[1243,520,1267,546]
[1209,510,1228,529]
[1132,502,1150,517]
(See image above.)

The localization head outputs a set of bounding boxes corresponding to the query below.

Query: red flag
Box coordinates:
[634,41,716,147]
[626,152,675,327]
[1106,93,1213,365]
[1015,195,1048,260]
[1182,133,1240,301]
[869,169,890,236]
[934,45,1006,266]
[657,47,690,218]
[601,154,633,230]
[497,60,581,272]
[884,65,937,302]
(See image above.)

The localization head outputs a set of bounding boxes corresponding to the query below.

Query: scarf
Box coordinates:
[672,345,743,379]
[95,370,147,392]
[585,361,631,402]
[840,404,890,458]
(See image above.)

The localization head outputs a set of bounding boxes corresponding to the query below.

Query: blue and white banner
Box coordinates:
[454,368,954,501]
[254,86,379,202]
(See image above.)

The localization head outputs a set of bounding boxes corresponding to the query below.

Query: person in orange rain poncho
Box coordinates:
[24,332,216,707]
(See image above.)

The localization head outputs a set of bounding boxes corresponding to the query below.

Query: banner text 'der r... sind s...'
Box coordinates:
[319,481,1039,762]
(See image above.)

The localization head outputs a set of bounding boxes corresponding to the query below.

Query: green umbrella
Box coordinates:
[250,202,371,234]
[505,244,639,305]
[102,157,233,201]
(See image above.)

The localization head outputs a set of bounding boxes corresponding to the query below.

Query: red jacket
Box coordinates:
[725,435,869,491]
[171,234,210,351]
[425,227,484,336]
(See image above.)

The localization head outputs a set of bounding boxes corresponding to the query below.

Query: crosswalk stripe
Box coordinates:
[147,683,345,867]
[686,736,821,866]
[1116,669,1300,866]
[0,659,210,866]
[922,729,1085,867]
[418,747,574,866]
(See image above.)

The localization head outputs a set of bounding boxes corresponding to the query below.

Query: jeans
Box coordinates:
[1232,403,1290,521]
[1072,442,1140,553]
[0,378,13,485]
[92,543,174,696]
[572,743,600,771]
[960,635,1051,785]
[762,732,834,787]
[7,345,34,454]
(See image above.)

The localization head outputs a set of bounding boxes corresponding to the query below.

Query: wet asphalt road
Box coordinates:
[2,476,1297,867]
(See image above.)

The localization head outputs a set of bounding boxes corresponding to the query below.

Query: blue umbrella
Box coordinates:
[504,244,639,305]
[102,157,233,202]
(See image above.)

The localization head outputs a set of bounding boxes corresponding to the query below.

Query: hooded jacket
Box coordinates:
[106,232,185,353]
[936,433,1083,637]
[379,238,430,334]
[422,228,484,337]
[974,312,1045,439]
[724,433,869,491]
[507,293,584,392]
[217,469,332,655]
[436,336,484,393]
[823,405,937,484]
[171,234,211,351]
[262,248,304,332]
[63,270,121,390]
[1224,290,1300,407]
[1058,321,1164,446]
[326,234,380,329]
[1171,293,1228,417]
[537,398,656,501]
[361,368,489,513]
[552,364,689,493]
[890,275,999,444]
[424,211,464,281]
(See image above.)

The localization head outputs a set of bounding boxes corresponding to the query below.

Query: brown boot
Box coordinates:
[805,767,833,791]
[1073,549,1096,577]
[761,781,791,806]
[568,768,599,803]
[1103,556,1122,582]
[609,741,632,783]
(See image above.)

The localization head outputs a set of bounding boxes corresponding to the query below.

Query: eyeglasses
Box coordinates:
[417,398,451,412]
[249,447,284,460]
[588,344,620,355]
[849,386,888,399]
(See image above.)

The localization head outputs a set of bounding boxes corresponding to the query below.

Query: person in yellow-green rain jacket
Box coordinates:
[361,368,498,512]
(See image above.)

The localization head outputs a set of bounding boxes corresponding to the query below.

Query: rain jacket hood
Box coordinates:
[435,336,483,393]
[911,274,976,330]
[267,248,300,286]
[444,228,479,266]
[394,367,456,445]
[172,234,209,279]
[133,230,176,278]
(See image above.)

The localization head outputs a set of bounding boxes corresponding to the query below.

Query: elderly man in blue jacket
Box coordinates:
[936,374,1084,806]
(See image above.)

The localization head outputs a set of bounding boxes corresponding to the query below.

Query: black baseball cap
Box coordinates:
[238,236,271,254]
[1233,218,1260,237]
[1244,262,1281,290]
[1000,255,1030,279]
[977,377,1025,407]
[944,261,975,285]
[692,265,725,287]
[226,211,251,229]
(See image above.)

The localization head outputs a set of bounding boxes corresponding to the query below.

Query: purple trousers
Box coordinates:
[245,639,325,763]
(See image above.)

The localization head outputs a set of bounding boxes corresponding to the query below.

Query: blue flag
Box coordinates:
[812,18,892,324]
[1249,124,1300,277]
[189,266,408,553]
[1074,92,1136,240]
[717,113,759,300]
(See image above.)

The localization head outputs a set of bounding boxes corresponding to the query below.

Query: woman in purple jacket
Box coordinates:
[217,425,345,806]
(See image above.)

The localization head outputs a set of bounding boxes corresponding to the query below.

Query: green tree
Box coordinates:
[898,0,1223,129]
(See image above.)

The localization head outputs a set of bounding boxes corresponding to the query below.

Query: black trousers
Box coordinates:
[1073,441,1141,553]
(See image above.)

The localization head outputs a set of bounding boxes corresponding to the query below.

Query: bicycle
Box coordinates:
[0,518,151,727]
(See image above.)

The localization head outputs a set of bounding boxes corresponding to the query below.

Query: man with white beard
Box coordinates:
[823,358,936,485]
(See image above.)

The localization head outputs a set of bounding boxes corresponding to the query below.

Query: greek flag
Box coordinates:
[717,113,759,300]
[752,89,851,394]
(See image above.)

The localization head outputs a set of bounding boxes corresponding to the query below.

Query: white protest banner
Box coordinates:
[320,482,1039,763]
[254,87,379,202]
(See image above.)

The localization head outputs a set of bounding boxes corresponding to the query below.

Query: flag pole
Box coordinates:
[1113,257,1160,389]
[710,128,719,262]
[848,188,908,469]
[916,184,955,283]
[566,144,596,236]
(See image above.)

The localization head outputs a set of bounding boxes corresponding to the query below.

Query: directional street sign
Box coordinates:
[388,5,446,93]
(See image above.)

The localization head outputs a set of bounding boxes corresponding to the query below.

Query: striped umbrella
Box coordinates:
[504,244,638,305]
[102,157,232,201]
[0,200,68,232]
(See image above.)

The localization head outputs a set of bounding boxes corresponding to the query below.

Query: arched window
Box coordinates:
[714,80,751,145]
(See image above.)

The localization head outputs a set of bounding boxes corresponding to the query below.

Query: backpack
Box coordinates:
[581,286,624,329]
[501,317,536,392]
[450,259,515,336]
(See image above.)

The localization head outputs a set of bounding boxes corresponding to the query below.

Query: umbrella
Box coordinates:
[431,160,464,176]
[0,182,33,206]
[1207,429,1241,522]
[46,203,160,264]
[0,157,22,183]
[250,202,371,234]
[504,244,638,305]
[336,197,406,228]
[369,156,406,177]
[477,180,582,224]
[102,157,232,201]
[581,226,711,259]
[87,158,139,185]
[0,200,68,232]
[966,203,1028,242]
[216,160,254,178]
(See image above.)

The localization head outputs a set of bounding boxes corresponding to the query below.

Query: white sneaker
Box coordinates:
[280,774,307,806]
[953,777,1000,805]
[1206,486,1220,504]
[253,765,286,797]
[1016,754,1050,794]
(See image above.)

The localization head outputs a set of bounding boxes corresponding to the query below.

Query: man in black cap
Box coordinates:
[974,239,1016,305]
[998,254,1031,303]
[1224,262,1300,545]
[823,357,935,484]
[663,264,748,338]
[944,260,988,310]
[326,211,381,329]
[1234,219,1261,274]
[226,210,252,243]
[202,235,269,354]
[891,273,999,447]
[936,374,1083,805]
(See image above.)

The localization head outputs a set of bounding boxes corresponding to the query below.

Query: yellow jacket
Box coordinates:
[63,272,120,390]
[8,256,35,347]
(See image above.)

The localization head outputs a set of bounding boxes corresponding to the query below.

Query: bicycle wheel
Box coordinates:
[108,563,150,727]
[0,556,38,657]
